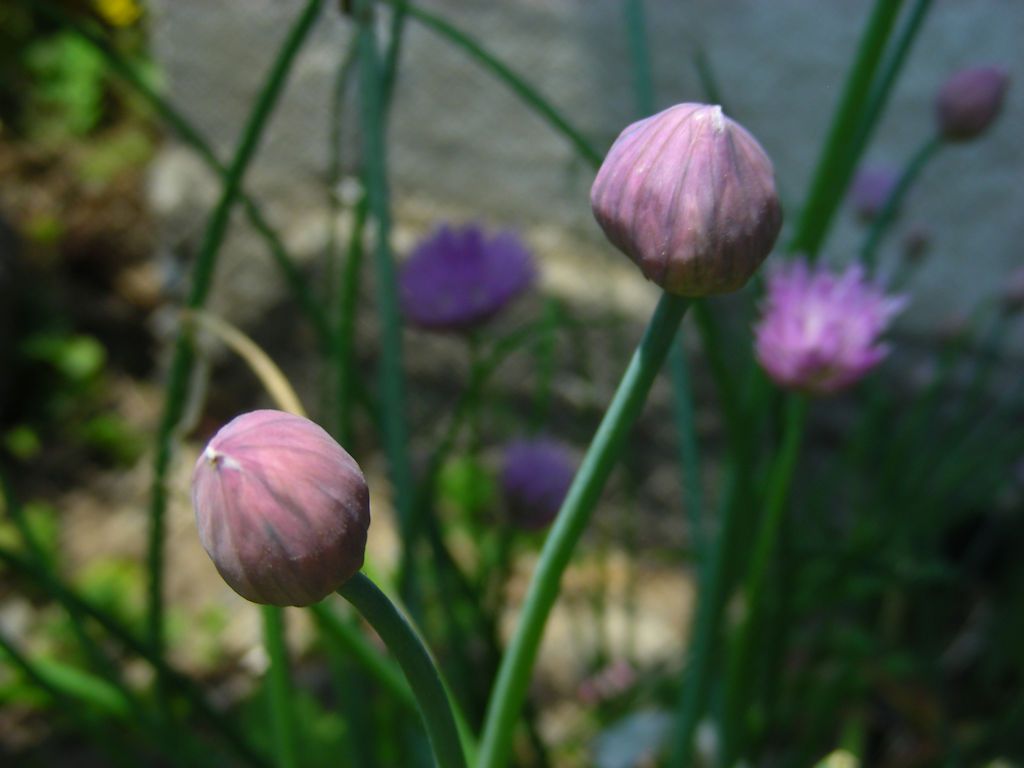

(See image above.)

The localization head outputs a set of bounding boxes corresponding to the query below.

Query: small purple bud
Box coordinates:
[500,438,576,530]
[935,65,1010,142]
[1002,267,1024,313]
[754,259,906,396]
[591,103,782,297]
[849,166,899,222]
[398,223,536,332]
[191,410,370,606]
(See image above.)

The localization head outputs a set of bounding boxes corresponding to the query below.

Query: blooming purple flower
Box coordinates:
[849,166,899,222]
[500,437,576,530]
[398,223,536,331]
[754,259,906,395]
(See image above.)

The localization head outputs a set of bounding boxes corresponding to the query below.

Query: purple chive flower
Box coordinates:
[754,259,907,395]
[192,410,370,606]
[500,438,577,530]
[849,166,899,222]
[398,223,536,332]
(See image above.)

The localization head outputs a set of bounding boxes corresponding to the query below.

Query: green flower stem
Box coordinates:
[668,467,742,768]
[338,573,468,768]
[624,0,656,117]
[0,634,130,719]
[788,0,905,259]
[380,0,602,167]
[860,135,943,272]
[146,0,325,663]
[852,0,935,161]
[335,194,369,444]
[476,293,690,768]
[261,607,298,768]
[669,343,707,572]
[0,546,269,768]
[720,395,808,766]
[353,0,418,606]
[0,630,127,762]
[31,0,333,350]
[1,475,194,762]
[310,603,416,710]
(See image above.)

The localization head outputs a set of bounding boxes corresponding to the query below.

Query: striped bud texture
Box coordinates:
[192,410,370,606]
[591,103,782,297]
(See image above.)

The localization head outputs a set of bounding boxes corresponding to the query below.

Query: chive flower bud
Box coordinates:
[192,410,370,606]
[935,65,1010,142]
[849,166,899,222]
[1003,267,1024,314]
[500,437,576,530]
[398,223,536,332]
[754,259,906,395]
[590,103,782,296]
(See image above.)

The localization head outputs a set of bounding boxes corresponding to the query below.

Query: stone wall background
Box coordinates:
[147,0,1022,342]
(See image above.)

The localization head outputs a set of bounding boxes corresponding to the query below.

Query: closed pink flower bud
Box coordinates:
[192,410,370,606]
[935,65,1009,142]
[591,103,782,297]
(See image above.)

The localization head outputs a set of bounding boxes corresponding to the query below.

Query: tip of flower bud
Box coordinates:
[591,102,782,297]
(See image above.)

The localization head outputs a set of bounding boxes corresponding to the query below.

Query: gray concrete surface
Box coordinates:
[146,0,1023,340]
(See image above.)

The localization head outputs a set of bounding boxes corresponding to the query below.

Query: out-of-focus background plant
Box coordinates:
[1,1,1022,767]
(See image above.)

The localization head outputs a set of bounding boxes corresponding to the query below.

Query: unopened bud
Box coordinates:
[1002,267,1024,314]
[935,65,1009,142]
[192,410,370,606]
[591,103,782,297]
[849,166,898,222]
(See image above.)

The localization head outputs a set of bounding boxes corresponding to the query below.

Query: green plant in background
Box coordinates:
[22,31,107,140]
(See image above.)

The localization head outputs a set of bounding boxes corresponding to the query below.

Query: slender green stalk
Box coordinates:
[669,344,707,571]
[692,47,726,113]
[262,607,298,768]
[668,468,742,768]
[851,0,935,160]
[0,630,128,762]
[720,395,808,766]
[354,0,418,601]
[1,474,192,761]
[788,0,905,258]
[624,0,656,116]
[860,135,942,272]
[146,0,325,662]
[0,546,269,768]
[30,0,333,349]
[339,573,467,768]
[476,293,690,768]
[0,634,130,718]
[381,0,602,168]
[336,195,370,444]
[310,603,416,710]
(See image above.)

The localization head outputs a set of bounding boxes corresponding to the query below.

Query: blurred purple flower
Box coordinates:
[935,65,1010,142]
[754,259,907,395]
[849,166,898,221]
[398,223,536,332]
[500,437,576,530]
[1003,266,1024,313]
